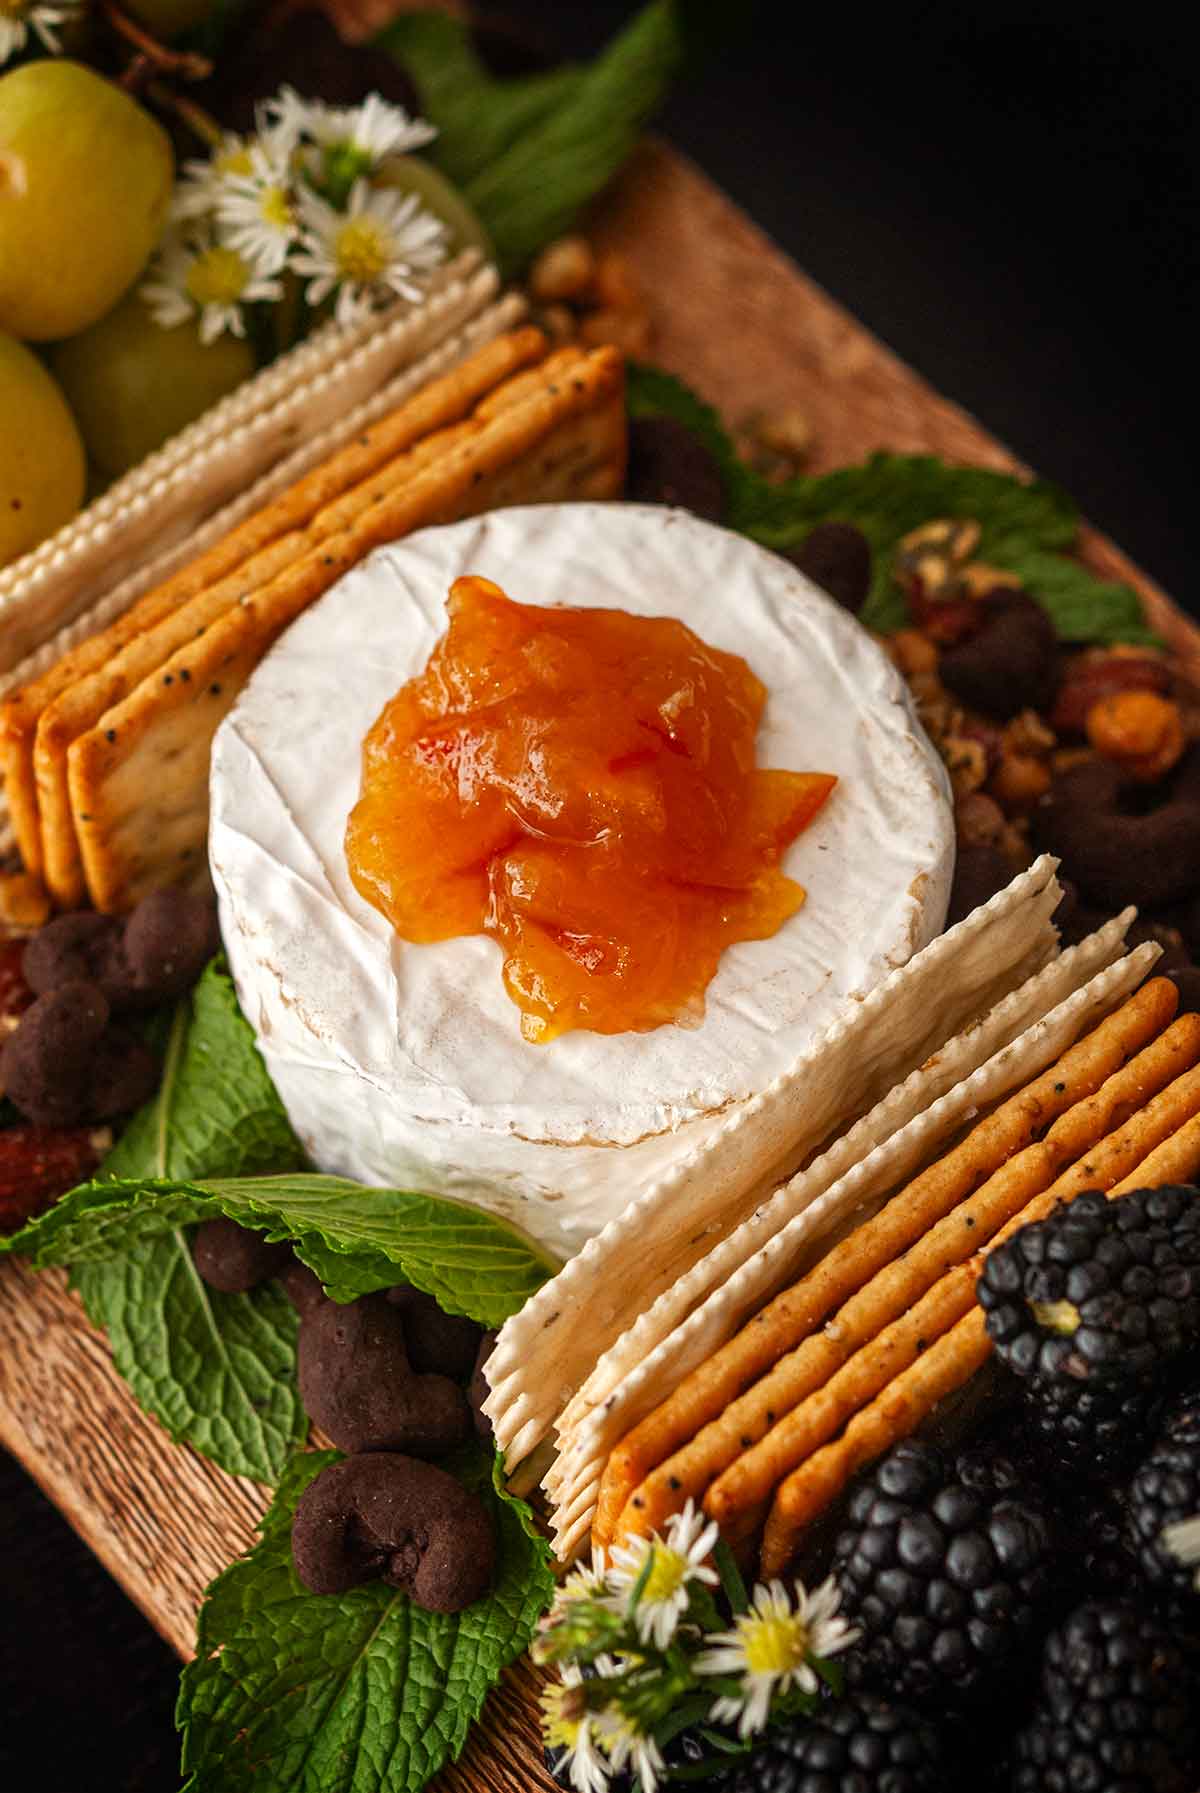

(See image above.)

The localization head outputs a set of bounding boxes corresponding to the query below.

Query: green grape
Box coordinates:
[0,62,173,342]
[374,156,493,261]
[51,291,255,480]
[0,332,86,568]
[122,0,217,38]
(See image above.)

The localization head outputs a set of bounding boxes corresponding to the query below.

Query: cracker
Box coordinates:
[752,1043,1200,1574]
[549,908,1135,1497]
[487,857,1066,1476]
[1,325,549,883]
[690,1011,1200,1538]
[68,345,626,911]
[758,1307,993,1576]
[590,972,1176,1547]
[1110,1111,1200,1190]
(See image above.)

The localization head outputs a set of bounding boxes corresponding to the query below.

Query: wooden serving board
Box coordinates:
[2,140,1198,1792]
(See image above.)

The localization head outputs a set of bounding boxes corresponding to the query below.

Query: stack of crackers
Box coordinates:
[1,326,625,915]
[483,861,1200,1574]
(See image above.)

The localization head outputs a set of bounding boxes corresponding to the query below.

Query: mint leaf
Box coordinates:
[381,11,584,192]
[71,961,308,1484]
[178,1444,554,1792]
[626,365,1155,647]
[101,959,304,1184]
[8,1172,555,1330]
[386,2,683,276]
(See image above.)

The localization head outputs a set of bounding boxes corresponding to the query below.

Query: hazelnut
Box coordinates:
[528,235,595,304]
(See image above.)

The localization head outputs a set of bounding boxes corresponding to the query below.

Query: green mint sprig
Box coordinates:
[627,364,1159,647]
[178,1443,554,1793]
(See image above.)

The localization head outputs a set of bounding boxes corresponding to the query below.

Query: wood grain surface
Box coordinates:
[1,140,1196,1792]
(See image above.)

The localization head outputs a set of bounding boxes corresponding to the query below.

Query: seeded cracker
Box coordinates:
[594,973,1177,1547]
[67,345,626,911]
[6,327,551,902]
[33,356,585,908]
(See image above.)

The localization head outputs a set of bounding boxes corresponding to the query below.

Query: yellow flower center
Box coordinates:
[641,1545,688,1606]
[540,1682,585,1752]
[259,185,293,231]
[333,215,392,284]
[185,246,249,309]
[741,1610,810,1677]
[215,145,254,179]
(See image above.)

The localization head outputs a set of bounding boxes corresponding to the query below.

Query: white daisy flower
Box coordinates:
[216,142,298,276]
[254,85,310,162]
[0,0,78,63]
[306,91,437,169]
[606,1499,719,1650]
[172,135,257,223]
[141,231,281,344]
[598,1712,665,1793]
[552,1544,611,1613]
[291,178,447,327]
[540,1667,612,1793]
[694,1575,859,1739]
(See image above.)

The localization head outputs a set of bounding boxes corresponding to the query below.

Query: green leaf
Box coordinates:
[625,365,1156,648]
[384,2,684,277]
[177,1443,554,1793]
[9,1172,556,1330]
[381,12,585,192]
[71,961,308,1484]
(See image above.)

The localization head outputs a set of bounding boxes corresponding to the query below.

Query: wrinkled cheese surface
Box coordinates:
[210,504,954,1257]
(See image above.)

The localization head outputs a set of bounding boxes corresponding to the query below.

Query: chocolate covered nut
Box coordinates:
[939,592,1060,721]
[23,913,127,1004]
[625,415,726,522]
[0,982,109,1126]
[469,1331,498,1444]
[121,888,220,1004]
[946,844,1013,926]
[291,1453,494,1611]
[0,983,159,1127]
[787,522,872,615]
[1033,746,1200,910]
[386,1284,483,1380]
[297,1292,471,1457]
[282,1259,329,1316]
[193,1217,294,1293]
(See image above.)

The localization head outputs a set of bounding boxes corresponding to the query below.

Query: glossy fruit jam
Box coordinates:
[345,576,836,1041]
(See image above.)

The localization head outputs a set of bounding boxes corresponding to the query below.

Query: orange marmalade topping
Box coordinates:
[345,577,836,1042]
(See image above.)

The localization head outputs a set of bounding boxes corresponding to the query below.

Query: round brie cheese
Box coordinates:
[210,503,953,1258]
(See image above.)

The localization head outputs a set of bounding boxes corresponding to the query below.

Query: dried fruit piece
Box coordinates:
[0,1122,110,1231]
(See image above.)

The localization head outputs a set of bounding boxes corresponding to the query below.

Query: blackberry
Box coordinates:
[1019,1370,1165,1483]
[714,1695,945,1793]
[1126,1391,1200,1609]
[1013,1599,1199,1792]
[978,1185,1200,1385]
[832,1439,1054,1704]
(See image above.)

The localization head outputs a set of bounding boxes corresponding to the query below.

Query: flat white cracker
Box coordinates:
[484,857,1065,1469]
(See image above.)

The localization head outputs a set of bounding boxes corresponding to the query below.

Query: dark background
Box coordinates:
[2,2,1196,1786]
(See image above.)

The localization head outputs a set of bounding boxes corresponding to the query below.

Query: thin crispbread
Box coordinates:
[33,344,592,906]
[484,857,1067,1482]
[548,936,1160,1562]
[545,904,1136,1500]
[5,325,551,893]
[67,343,626,911]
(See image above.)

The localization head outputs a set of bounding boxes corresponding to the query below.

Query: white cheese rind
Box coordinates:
[210,503,953,1257]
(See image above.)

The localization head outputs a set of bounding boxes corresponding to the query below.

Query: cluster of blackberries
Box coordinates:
[547,1187,1200,1793]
